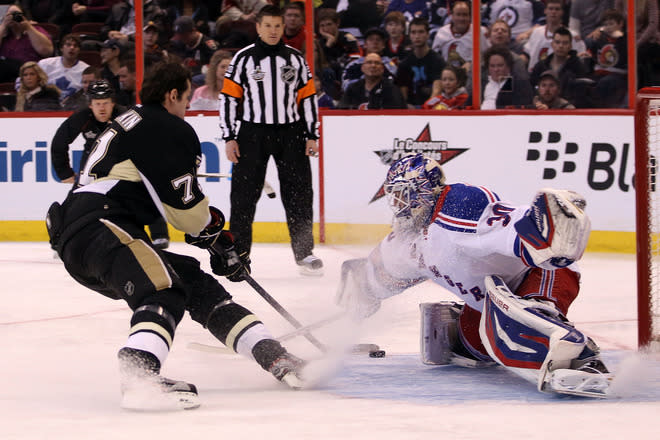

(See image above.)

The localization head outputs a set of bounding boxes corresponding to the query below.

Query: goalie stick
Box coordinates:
[197,172,277,199]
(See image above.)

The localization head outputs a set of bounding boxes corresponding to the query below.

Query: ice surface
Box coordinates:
[1,243,659,440]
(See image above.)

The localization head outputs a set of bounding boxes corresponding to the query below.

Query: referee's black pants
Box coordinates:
[230,121,314,262]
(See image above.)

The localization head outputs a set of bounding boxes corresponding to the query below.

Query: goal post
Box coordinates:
[635,87,660,350]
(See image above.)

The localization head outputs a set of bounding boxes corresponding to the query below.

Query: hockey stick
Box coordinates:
[276,312,345,342]
[197,172,276,199]
[242,273,328,353]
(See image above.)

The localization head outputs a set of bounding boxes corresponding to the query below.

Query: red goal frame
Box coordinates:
[635,87,660,348]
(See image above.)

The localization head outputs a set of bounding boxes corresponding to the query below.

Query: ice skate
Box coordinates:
[296,255,324,276]
[269,352,307,389]
[118,347,200,410]
[539,339,613,398]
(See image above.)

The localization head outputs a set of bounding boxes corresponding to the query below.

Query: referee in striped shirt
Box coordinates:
[219,5,323,276]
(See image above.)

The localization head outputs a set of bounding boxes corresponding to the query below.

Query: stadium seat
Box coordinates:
[78,50,102,68]
[36,22,60,46]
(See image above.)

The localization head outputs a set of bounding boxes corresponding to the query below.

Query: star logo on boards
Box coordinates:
[370,123,468,202]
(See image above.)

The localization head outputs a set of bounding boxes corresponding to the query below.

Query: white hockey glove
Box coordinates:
[514,189,591,269]
[335,258,382,319]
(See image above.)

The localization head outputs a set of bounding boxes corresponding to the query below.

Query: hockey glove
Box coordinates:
[514,189,591,269]
[209,231,251,282]
[184,206,225,249]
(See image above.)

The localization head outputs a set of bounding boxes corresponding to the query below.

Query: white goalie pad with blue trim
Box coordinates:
[479,275,587,385]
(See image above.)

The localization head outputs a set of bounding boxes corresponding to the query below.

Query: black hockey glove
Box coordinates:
[209,231,251,282]
[184,206,225,249]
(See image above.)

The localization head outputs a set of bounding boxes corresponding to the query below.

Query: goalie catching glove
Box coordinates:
[514,189,591,270]
[184,206,225,249]
[209,231,251,282]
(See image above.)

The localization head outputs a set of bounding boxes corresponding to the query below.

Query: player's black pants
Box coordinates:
[230,121,314,261]
[55,193,232,326]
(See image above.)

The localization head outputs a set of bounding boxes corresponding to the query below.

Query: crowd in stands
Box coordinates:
[0,0,657,113]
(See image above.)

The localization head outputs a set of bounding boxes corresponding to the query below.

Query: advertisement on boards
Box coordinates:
[322,114,635,232]
[0,115,319,222]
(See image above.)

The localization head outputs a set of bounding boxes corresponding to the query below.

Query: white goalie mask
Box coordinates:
[384,154,446,231]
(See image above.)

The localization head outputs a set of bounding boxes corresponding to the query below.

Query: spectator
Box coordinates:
[385,0,429,23]
[144,20,169,68]
[99,38,122,92]
[169,15,219,83]
[0,4,54,82]
[54,0,115,37]
[62,65,100,110]
[382,11,411,63]
[15,61,61,111]
[585,8,627,108]
[533,69,576,109]
[569,0,616,40]
[342,27,397,91]
[189,49,232,110]
[316,8,360,70]
[428,0,452,40]
[481,45,533,109]
[338,0,390,36]
[282,1,305,52]
[485,0,545,40]
[38,34,89,101]
[214,0,267,47]
[215,0,268,27]
[431,1,487,74]
[530,27,590,107]
[116,58,135,106]
[422,65,469,110]
[101,0,165,42]
[19,0,66,24]
[522,0,587,72]
[395,17,445,108]
[338,52,406,109]
[637,0,660,88]
[486,19,529,79]
[314,74,335,109]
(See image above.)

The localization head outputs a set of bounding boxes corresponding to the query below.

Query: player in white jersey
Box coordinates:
[522,0,586,71]
[337,154,613,397]
[431,1,488,70]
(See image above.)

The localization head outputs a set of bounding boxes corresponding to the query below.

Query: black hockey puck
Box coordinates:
[369,350,386,358]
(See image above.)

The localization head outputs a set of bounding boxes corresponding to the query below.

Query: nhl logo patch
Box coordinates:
[251,66,265,81]
[280,65,296,84]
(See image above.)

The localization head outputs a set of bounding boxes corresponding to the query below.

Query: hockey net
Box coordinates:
[636,87,660,351]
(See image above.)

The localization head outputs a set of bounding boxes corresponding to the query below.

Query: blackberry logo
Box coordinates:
[526,131,636,192]
[526,131,578,180]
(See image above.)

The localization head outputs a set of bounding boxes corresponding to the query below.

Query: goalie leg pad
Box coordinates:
[420,302,495,367]
[479,275,587,385]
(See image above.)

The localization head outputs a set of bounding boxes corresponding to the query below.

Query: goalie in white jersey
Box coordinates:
[337,153,613,397]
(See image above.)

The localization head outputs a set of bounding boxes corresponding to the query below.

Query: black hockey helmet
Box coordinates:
[87,79,115,101]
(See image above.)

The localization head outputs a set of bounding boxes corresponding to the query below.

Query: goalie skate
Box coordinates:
[540,368,612,398]
[539,340,614,398]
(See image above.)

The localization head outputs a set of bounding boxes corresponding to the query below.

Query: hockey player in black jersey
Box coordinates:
[50,80,170,249]
[46,63,305,410]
